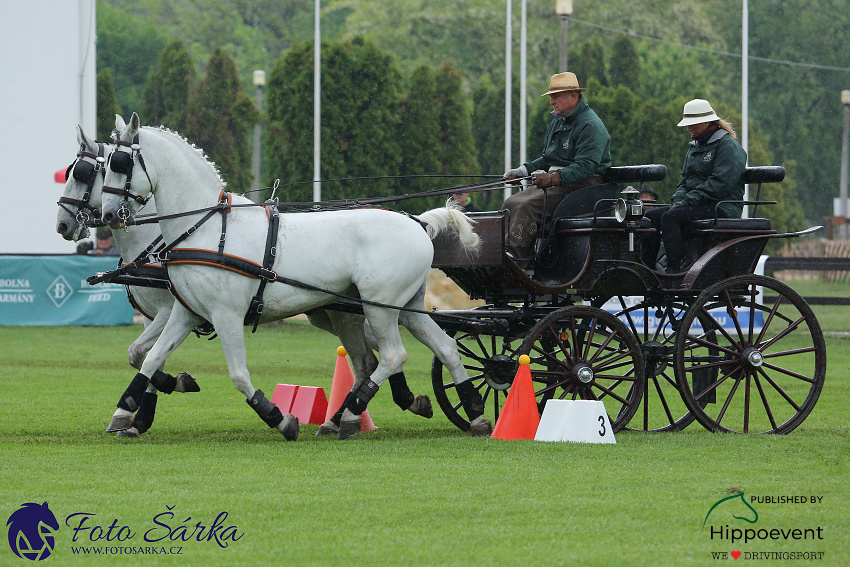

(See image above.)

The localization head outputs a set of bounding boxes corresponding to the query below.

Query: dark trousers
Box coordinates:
[642,204,728,271]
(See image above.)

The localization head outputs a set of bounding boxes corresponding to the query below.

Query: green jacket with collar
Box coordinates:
[672,129,747,218]
[523,96,611,186]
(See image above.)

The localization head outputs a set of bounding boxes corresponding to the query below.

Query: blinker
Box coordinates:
[110,150,134,175]
[72,159,95,183]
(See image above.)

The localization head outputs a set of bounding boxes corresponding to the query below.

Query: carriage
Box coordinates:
[60,117,825,439]
[424,165,826,435]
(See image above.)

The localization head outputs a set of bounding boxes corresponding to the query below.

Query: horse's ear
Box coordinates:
[77,125,96,150]
[129,112,141,137]
[114,114,126,132]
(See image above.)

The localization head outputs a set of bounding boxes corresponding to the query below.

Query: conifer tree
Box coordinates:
[571,40,607,87]
[608,36,641,91]
[185,48,257,194]
[96,69,122,141]
[266,38,402,202]
[143,39,196,132]
[434,63,479,179]
[399,65,443,195]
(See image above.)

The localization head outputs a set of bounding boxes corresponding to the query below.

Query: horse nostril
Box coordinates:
[103,212,114,225]
[58,222,68,234]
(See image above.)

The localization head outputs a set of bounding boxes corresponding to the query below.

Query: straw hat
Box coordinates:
[542,72,587,96]
[677,99,721,127]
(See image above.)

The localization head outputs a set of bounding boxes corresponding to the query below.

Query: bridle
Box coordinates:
[57,142,109,238]
[102,134,153,223]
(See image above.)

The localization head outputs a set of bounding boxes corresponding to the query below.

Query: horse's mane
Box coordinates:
[112,125,227,188]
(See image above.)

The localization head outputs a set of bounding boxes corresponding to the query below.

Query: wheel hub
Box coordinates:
[574,363,594,384]
[741,347,764,370]
[641,340,670,377]
[483,354,518,391]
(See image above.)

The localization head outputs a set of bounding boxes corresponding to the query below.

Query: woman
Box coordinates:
[642,99,747,273]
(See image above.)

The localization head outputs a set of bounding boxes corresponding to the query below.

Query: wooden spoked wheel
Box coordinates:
[674,275,826,434]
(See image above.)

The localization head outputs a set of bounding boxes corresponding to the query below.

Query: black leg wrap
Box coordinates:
[329,393,355,426]
[150,369,177,394]
[388,372,415,410]
[455,379,485,421]
[133,392,158,434]
[117,373,149,412]
[247,389,284,428]
[343,379,380,415]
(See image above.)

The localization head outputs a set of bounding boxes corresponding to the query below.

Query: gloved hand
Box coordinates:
[671,200,684,209]
[502,165,528,181]
[532,171,561,189]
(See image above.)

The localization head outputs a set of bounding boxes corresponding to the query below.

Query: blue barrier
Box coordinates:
[0,255,134,326]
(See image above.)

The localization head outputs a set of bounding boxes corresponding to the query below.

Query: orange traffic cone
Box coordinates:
[491,355,540,440]
[324,346,376,431]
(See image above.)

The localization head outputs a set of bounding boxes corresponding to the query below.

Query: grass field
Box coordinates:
[1,295,848,566]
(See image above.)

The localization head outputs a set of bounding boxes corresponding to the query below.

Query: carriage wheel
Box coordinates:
[431,329,522,432]
[674,275,826,434]
[518,306,645,433]
[605,297,718,432]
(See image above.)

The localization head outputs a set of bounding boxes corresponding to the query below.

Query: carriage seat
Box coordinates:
[549,164,669,220]
[682,166,784,232]
[687,217,772,231]
[555,217,651,230]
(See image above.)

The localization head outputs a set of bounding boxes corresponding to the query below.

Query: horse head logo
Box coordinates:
[703,492,759,528]
[6,502,59,561]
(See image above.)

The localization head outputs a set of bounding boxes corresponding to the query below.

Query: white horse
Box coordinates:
[99,112,491,439]
[56,124,200,437]
[57,120,437,439]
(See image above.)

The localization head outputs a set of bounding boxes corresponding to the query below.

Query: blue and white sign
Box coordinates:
[0,255,133,326]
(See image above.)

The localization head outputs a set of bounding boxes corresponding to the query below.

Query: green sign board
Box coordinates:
[0,255,134,326]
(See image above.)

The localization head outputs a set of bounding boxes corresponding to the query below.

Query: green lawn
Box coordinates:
[0,303,847,566]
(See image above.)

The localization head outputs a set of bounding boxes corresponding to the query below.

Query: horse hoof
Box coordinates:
[106,415,134,432]
[407,394,433,419]
[115,427,140,438]
[338,409,361,440]
[277,413,299,441]
[469,416,492,437]
[174,372,200,393]
[315,421,339,436]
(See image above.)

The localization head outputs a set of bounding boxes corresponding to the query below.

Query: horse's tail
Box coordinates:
[416,199,481,254]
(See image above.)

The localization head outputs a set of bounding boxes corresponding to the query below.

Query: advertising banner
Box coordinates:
[0,255,133,326]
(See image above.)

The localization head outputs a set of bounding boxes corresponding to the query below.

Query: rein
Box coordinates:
[123,175,519,227]
[57,142,109,234]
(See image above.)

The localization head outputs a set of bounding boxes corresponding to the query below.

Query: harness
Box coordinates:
[94,131,486,328]
[102,134,153,218]
[57,142,108,238]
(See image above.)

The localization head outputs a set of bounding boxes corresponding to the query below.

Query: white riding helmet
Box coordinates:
[677,99,721,127]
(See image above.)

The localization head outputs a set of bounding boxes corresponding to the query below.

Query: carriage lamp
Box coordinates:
[615,186,644,251]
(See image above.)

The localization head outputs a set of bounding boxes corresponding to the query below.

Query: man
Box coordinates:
[90,228,119,256]
[502,72,611,265]
[451,190,481,213]
[639,184,659,202]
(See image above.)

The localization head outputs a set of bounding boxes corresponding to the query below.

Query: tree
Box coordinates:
[398,65,443,195]
[96,69,122,141]
[143,39,196,131]
[433,64,478,175]
[96,1,168,114]
[571,40,607,88]
[185,48,258,194]
[608,36,640,91]
[265,38,403,203]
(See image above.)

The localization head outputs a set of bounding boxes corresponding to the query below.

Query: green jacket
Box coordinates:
[524,96,611,186]
[672,129,747,218]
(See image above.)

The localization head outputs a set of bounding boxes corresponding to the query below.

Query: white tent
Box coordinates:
[0,0,97,253]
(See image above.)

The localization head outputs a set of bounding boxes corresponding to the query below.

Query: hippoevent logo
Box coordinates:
[6,502,244,560]
[6,502,59,561]
[704,491,826,561]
